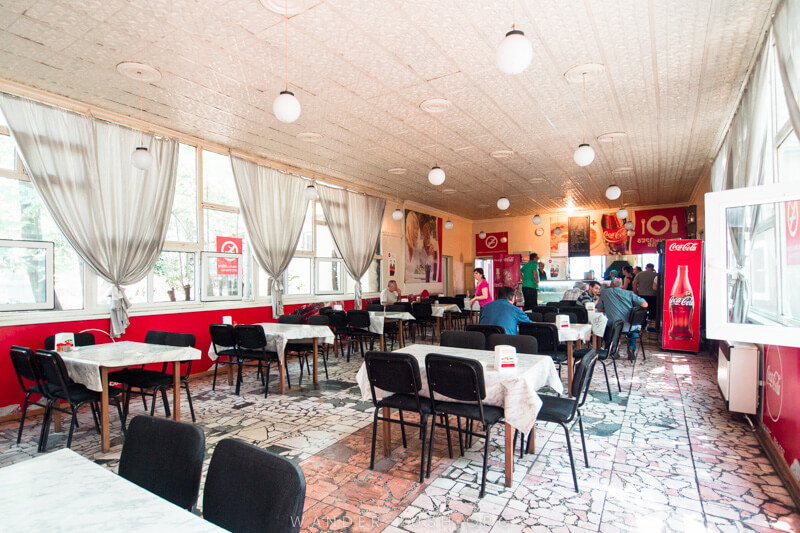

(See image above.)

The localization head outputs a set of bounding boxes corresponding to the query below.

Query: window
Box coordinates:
[0,239,53,310]
[201,252,243,301]
[152,251,196,302]
[285,257,312,295]
[316,258,343,294]
[567,256,605,280]
[166,144,198,243]
[346,258,382,294]
[97,277,148,306]
[202,150,239,207]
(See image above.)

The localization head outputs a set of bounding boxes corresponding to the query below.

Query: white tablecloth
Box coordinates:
[207,322,335,363]
[463,298,480,312]
[556,323,593,343]
[587,311,609,338]
[356,344,563,436]
[431,303,461,317]
[60,341,201,392]
[367,311,416,334]
[0,449,224,532]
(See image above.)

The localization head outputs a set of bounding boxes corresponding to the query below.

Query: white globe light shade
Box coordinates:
[573,143,595,167]
[496,30,533,75]
[273,90,301,123]
[131,147,152,170]
[625,221,634,230]
[497,196,510,210]
[428,166,446,186]
[554,227,562,236]
[500,236,507,243]
[445,220,454,230]
[617,208,629,219]
[478,231,487,239]
[532,214,542,225]
[304,185,318,200]
[627,229,635,237]
[392,209,403,221]
[605,184,622,200]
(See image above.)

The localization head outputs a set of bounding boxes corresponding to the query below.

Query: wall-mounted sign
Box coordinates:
[476,232,509,256]
[568,216,591,257]
[631,207,688,254]
[216,236,242,275]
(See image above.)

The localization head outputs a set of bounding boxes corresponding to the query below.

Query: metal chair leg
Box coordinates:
[17,393,31,445]
[561,422,579,492]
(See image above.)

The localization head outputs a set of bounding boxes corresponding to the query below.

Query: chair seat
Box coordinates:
[284,341,313,352]
[575,347,609,361]
[239,348,279,362]
[53,382,122,404]
[537,395,575,424]
[431,401,504,425]
[112,369,174,389]
[376,393,433,413]
[547,352,568,364]
[348,328,381,338]
[214,348,238,359]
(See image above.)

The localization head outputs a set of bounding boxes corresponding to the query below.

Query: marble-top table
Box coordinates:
[366,311,416,348]
[0,449,224,532]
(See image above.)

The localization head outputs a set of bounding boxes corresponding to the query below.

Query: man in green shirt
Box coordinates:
[520,252,540,311]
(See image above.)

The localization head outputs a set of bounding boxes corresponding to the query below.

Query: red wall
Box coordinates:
[762,344,800,482]
[0,300,356,412]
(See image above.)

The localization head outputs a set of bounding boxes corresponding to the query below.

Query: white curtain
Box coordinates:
[0,93,178,337]
[774,0,800,143]
[230,157,308,318]
[317,186,385,309]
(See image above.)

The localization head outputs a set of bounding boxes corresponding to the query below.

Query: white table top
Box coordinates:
[0,449,224,532]
[431,303,462,316]
[556,323,593,343]
[207,322,335,362]
[356,344,563,435]
[366,311,416,335]
[586,310,609,338]
[60,341,201,392]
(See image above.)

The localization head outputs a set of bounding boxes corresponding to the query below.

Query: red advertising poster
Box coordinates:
[216,236,242,275]
[631,207,687,254]
[661,239,703,352]
[476,232,509,256]
[763,344,800,484]
[493,254,522,299]
[786,200,800,266]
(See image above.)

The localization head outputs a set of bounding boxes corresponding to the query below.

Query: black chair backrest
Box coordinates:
[318,306,333,315]
[385,304,406,312]
[10,345,39,393]
[328,311,349,330]
[44,332,95,351]
[542,312,557,323]
[33,350,72,402]
[465,324,505,341]
[210,324,237,350]
[393,302,413,313]
[559,306,588,323]
[530,305,550,315]
[527,311,543,322]
[347,310,371,329]
[437,296,456,304]
[546,301,560,308]
[426,353,488,422]
[365,304,384,312]
[604,319,625,350]
[412,302,433,319]
[119,415,205,510]
[234,325,268,351]
[488,334,538,354]
[419,298,432,304]
[278,314,303,324]
[364,351,423,406]
[440,330,486,350]
[308,315,329,326]
[145,330,196,348]
[573,350,599,406]
[518,322,559,352]
[455,294,467,298]
[203,438,306,533]
[629,306,649,328]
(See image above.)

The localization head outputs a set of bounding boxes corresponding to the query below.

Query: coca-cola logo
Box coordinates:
[603,227,627,241]
[668,242,699,252]
[765,346,783,423]
[669,295,694,306]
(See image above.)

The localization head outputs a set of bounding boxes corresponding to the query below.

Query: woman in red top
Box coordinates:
[469,268,493,308]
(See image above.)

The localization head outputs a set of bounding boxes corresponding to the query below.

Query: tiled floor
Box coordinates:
[1,334,799,532]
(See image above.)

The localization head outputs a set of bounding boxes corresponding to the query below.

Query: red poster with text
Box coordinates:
[216,236,242,275]
[661,239,703,352]
[631,207,687,254]
[476,232,509,256]
[786,200,800,265]
[763,344,800,484]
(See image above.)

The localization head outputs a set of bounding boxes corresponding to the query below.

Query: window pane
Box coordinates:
[0,243,48,307]
[296,204,313,252]
[203,254,241,299]
[0,133,16,171]
[152,251,196,302]
[204,209,245,252]
[0,177,83,309]
[285,257,311,295]
[166,144,198,242]
[315,201,325,223]
[257,267,272,297]
[315,224,339,258]
[97,277,147,306]
[316,259,342,293]
[202,150,238,207]
[346,259,381,294]
[778,132,800,184]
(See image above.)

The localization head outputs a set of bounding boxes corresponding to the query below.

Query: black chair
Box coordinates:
[346,310,382,360]
[112,331,197,422]
[364,351,431,482]
[575,320,624,400]
[560,306,589,324]
[284,315,331,380]
[118,415,205,511]
[530,305,551,315]
[203,438,306,533]
[542,312,557,323]
[487,334,538,354]
[465,324,504,347]
[389,303,416,342]
[621,307,650,361]
[278,314,303,324]
[412,303,437,340]
[365,304,384,312]
[10,345,52,446]
[450,297,469,330]
[545,301,561,308]
[528,351,599,492]
[518,322,567,374]
[318,306,333,315]
[209,324,239,392]
[34,349,126,452]
[43,332,96,351]
[327,311,353,359]
[234,325,284,397]
[525,311,544,322]
[440,330,486,350]
[425,353,504,497]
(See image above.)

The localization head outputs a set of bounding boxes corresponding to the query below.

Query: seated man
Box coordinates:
[479,286,532,335]
[562,282,586,301]
[596,278,648,358]
[380,280,401,305]
[576,281,602,307]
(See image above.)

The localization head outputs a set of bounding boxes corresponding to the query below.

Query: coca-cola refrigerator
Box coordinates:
[660,239,704,352]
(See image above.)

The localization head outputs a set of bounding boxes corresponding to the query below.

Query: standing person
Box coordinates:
[538,261,548,281]
[519,253,539,311]
[469,268,493,309]
[479,286,533,335]
[380,280,401,305]
[621,265,634,291]
[597,278,648,358]
[633,263,658,318]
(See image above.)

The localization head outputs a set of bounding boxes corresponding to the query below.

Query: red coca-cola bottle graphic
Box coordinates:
[668,265,694,339]
[601,214,628,254]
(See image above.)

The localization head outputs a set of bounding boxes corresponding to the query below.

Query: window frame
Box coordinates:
[0,238,54,311]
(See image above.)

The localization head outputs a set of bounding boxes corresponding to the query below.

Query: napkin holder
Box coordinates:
[222,315,233,325]
[556,314,571,329]
[54,332,75,352]
[585,302,595,311]
[493,345,517,370]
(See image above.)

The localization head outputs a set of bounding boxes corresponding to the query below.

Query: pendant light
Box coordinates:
[496,0,532,75]
[554,227,562,236]
[479,230,487,239]
[391,184,403,220]
[497,197,510,210]
[131,79,152,171]
[273,1,301,123]
[617,208,628,219]
[428,120,445,185]
[573,73,595,167]
[605,184,622,200]
[445,220,454,230]
[625,221,634,230]
[532,214,542,225]
[304,182,318,200]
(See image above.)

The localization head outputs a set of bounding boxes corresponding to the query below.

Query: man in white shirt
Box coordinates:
[380,280,401,305]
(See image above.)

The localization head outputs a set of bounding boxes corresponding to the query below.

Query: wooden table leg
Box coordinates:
[227,359,233,386]
[312,338,319,385]
[52,401,63,433]
[380,333,385,351]
[101,367,110,452]
[398,320,405,348]
[172,361,181,421]
[567,341,574,397]
[382,406,392,457]
[279,357,286,394]
[505,422,513,487]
